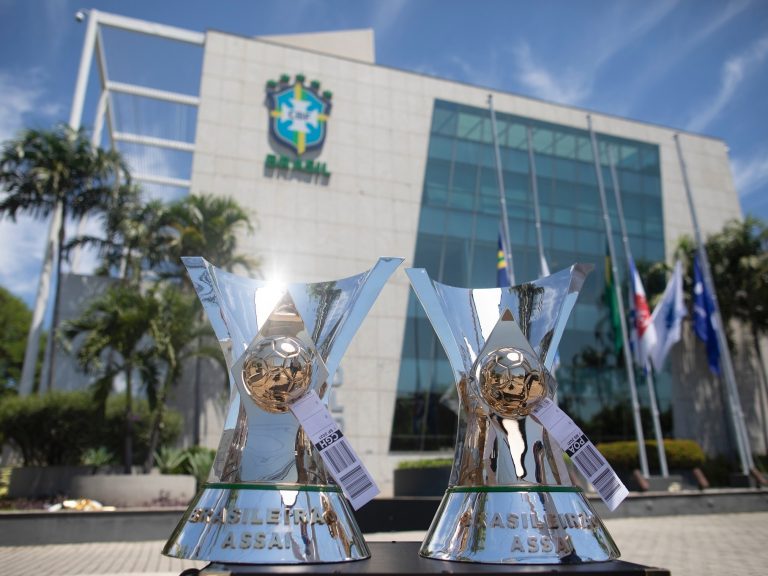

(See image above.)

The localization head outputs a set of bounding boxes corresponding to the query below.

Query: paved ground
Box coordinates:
[0,512,766,575]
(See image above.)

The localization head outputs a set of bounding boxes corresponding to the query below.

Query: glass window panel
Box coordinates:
[619,144,640,170]
[532,127,553,153]
[576,162,597,185]
[576,229,600,253]
[479,167,498,196]
[576,136,593,162]
[642,175,661,197]
[447,209,474,237]
[553,226,576,248]
[644,218,663,236]
[479,117,493,144]
[432,106,457,136]
[451,163,476,192]
[554,157,578,181]
[625,218,643,235]
[535,155,553,178]
[575,210,600,229]
[501,148,529,173]
[552,207,574,225]
[645,237,665,261]
[554,133,576,159]
[413,233,444,271]
[448,189,474,210]
[441,237,470,285]
[457,112,483,141]
[619,170,641,193]
[641,146,660,173]
[455,140,480,164]
[419,206,446,235]
[425,184,448,205]
[428,135,453,160]
[475,215,498,241]
[505,124,527,149]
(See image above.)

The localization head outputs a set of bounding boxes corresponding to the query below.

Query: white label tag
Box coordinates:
[532,398,628,511]
[290,390,379,510]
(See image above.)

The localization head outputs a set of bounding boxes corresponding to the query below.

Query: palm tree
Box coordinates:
[68,186,176,285]
[165,194,256,278]
[60,283,160,472]
[164,194,256,445]
[142,285,220,472]
[0,125,129,394]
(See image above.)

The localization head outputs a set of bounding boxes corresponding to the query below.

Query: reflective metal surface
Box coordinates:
[163,485,369,564]
[408,265,620,564]
[420,488,619,564]
[164,257,402,564]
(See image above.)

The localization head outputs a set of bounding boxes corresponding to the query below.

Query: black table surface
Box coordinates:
[190,542,670,576]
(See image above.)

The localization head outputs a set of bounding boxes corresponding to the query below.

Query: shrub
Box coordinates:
[0,390,182,467]
[397,457,452,470]
[100,396,182,466]
[0,391,99,465]
[595,439,705,471]
[154,445,215,488]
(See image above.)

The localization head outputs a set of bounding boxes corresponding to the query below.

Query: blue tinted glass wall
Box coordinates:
[390,100,666,451]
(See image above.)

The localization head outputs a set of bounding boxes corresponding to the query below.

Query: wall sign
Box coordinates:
[265,74,332,178]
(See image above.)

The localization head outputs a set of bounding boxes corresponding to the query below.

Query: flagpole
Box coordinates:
[674,134,753,476]
[488,94,515,285]
[526,126,547,278]
[588,115,650,478]
[607,146,669,478]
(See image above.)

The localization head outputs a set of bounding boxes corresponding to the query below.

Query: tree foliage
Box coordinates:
[0,125,129,224]
[0,287,33,395]
[676,216,768,345]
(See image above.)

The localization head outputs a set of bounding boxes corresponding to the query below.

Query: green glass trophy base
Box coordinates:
[163,483,369,564]
[419,486,620,564]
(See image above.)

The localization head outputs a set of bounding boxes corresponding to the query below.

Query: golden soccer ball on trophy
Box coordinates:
[241,335,313,413]
[478,346,548,418]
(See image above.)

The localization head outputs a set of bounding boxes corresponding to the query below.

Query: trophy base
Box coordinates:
[163,483,369,564]
[420,486,620,564]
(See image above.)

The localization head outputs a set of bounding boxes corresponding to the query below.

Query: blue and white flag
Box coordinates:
[649,260,686,371]
[693,255,720,375]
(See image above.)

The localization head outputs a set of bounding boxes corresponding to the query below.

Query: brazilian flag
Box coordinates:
[497,234,510,287]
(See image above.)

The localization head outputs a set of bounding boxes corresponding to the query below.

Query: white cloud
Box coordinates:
[0,216,47,305]
[731,150,768,197]
[0,69,62,143]
[686,34,768,133]
[371,0,408,33]
[619,0,750,115]
[512,43,590,105]
[509,0,679,107]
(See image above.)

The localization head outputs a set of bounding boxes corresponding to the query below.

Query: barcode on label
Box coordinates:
[572,443,603,477]
[291,390,380,509]
[323,438,356,474]
[339,465,374,500]
[532,397,627,510]
[592,467,623,501]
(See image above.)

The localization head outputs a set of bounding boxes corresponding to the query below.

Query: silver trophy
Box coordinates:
[407,264,620,564]
[163,256,402,565]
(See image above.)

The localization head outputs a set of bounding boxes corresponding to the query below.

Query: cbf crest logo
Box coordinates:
[266,74,332,156]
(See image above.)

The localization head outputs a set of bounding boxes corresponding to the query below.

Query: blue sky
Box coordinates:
[1,0,767,306]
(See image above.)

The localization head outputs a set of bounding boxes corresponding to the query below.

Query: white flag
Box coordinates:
[650,260,687,371]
